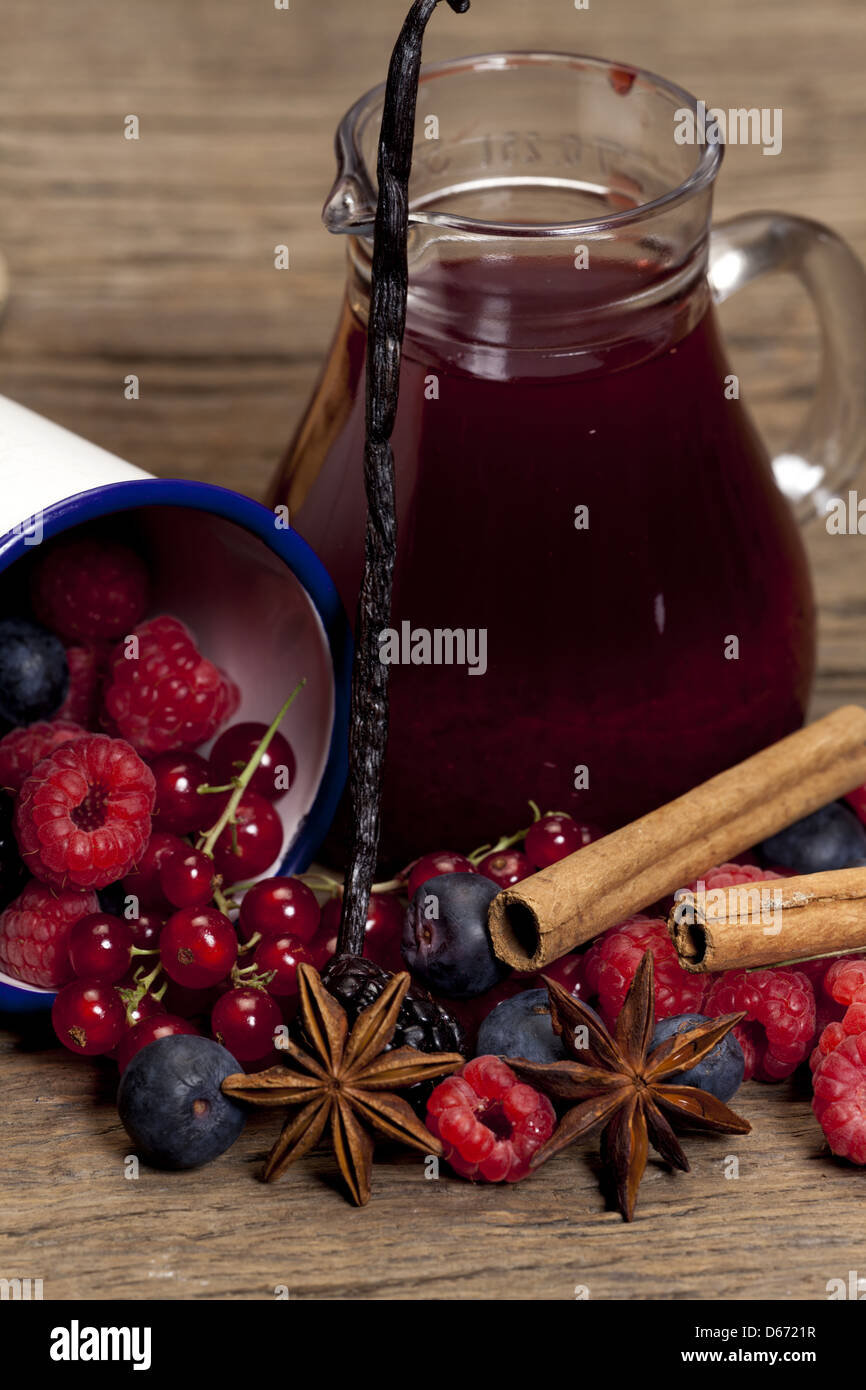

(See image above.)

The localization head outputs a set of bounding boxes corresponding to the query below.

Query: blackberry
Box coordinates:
[320,954,466,1108]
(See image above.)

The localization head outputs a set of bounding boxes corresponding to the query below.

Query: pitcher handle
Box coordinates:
[709,213,866,524]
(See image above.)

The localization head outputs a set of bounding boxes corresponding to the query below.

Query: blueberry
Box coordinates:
[0,617,68,725]
[476,988,567,1062]
[759,801,866,874]
[0,792,27,910]
[650,1012,744,1102]
[402,872,509,999]
[117,1034,246,1169]
[97,881,127,917]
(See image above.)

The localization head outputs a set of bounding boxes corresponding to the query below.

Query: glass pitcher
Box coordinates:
[269,53,866,867]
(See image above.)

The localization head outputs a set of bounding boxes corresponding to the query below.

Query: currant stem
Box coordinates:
[296,870,344,893]
[746,944,866,972]
[467,801,543,864]
[222,877,259,898]
[212,882,231,917]
[119,961,163,1010]
[295,870,404,897]
[138,963,163,992]
[371,876,403,895]
[198,680,306,859]
[229,960,275,989]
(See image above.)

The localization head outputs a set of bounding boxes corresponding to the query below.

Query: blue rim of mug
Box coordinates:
[335,50,724,239]
[0,479,352,1011]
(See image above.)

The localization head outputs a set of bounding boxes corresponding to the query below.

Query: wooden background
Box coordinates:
[1,0,865,1301]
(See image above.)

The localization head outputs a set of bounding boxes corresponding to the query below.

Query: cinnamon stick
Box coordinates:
[487,706,866,971]
[669,867,866,972]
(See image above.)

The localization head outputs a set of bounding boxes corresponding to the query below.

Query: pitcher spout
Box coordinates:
[322,170,377,236]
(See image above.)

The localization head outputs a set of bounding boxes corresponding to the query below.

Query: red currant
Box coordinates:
[126,908,166,950]
[122,830,187,910]
[211,986,284,1062]
[445,976,527,1050]
[542,952,584,996]
[121,989,166,1029]
[318,892,404,972]
[253,934,318,997]
[360,892,404,971]
[476,849,533,889]
[52,980,126,1056]
[238,876,320,944]
[150,751,211,834]
[68,913,135,983]
[160,978,220,1020]
[209,722,296,803]
[407,851,475,900]
[311,911,339,967]
[116,1014,199,1072]
[160,907,238,988]
[212,793,283,884]
[159,846,215,910]
[525,815,601,869]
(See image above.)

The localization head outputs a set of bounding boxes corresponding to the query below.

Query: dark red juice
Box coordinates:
[277,255,815,865]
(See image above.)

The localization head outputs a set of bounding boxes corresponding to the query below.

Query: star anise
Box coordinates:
[221,963,463,1206]
[507,950,751,1221]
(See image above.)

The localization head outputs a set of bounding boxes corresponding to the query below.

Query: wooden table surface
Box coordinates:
[1,0,865,1301]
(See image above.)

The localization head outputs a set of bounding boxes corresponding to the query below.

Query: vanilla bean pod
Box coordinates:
[338,0,469,956]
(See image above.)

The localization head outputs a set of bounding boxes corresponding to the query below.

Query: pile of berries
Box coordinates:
[6,533,866,1188]
[0,531,317,1074]
[402,810,866,1180]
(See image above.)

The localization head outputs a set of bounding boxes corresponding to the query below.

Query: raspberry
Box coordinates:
[811,1021,845,1072]
[0,880,100,988]
[31,536,149,642]
[582,916,705,1025]
[122,829,186,910]
[55,644,109,727]
[14,735,155,890]
[792,954,857,1048]
[648,860,783,919]
[704,968,816,1081]
[813,994,846,1043]
[426,1055,555,1183]
[824,957,866,1007]
[794,957,835,993]
[102,616,239,757]
[838,1001,866,1034]
[687,863,785,892]
[812,1031,866,1163]
[0,721,87,795]
[810,1003,866,1072]
[801,967,850,1055]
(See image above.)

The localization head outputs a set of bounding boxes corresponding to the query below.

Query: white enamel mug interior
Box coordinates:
[0,396,351,1011]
